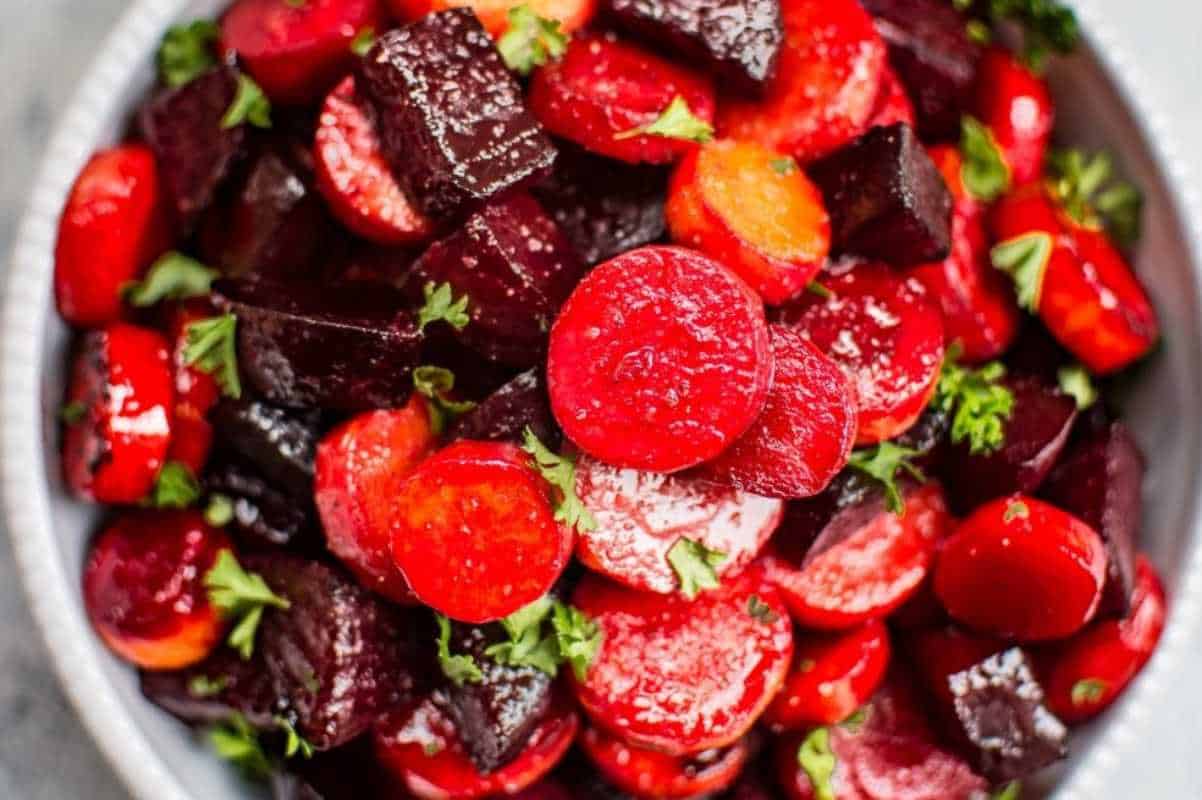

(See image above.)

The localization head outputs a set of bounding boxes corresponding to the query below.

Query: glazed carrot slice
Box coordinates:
[579,725,751,799]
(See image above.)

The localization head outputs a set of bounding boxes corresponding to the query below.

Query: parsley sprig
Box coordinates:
[184,313,242,399]
[207,713,272,779]
[615,96,713,144]
[959,0,1079,71]
[221,74,272,130]
[413,366,477,434]
[435,613,484,686]
[990,231,1054,312]
[846,442,925,514]
[667,537,727,599]
[145,461,202,509]
[1057,364,1097,409]
[797,727,837,800]
[521,427,597,534]
[417,281,471,332]
[932,346,1015,455]
[158,20,219,88]
[498,5,569,75]
[484,596,602,681]
[960,116,1010,202]
[124,251,218,307]
[1047,148,1144,246]
[204,551,291,660]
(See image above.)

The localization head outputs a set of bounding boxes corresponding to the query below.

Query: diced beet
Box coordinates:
[860,0,981,140]
[249,554,424,750]
[409,192,586,367]
[532,142,668,266]
[141,644,279,730]
[1041,421,1144,617]
[210,399,321,501]
[939,376,1078,513]
[606,0,784,92]
[358,10,557,220]
[212,277,422,411]
[1003,321,1074,383]
[437,621,555,773]
[947,648,1068,782]
[808,123,953,265]
[204,457,317,548]
[447,368,561,448]
[139,67,247,234]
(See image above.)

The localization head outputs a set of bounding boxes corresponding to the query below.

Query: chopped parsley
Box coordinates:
[145,461,202,509]
[932,346,1015,455]
[205,493,236,528]
[797,727,837,800]
[204,551,291,660]
[158,20,220,88]
[1071,677,1108,706]
[417,281,471,332]
[124,251,217,307]
[435,613,484,686]
[207,713,272,779]
[221,73,272,130]
[350,26,377,57]
[412,366,477,434]
[991,232,1054,312]
[497,5,569,75]
[184,314,242,399]
[615,96,713,144]
[60,401,87,425]
[667,537,727,599]
[960,116,1010,202]
[1057,364,1098,409]
[1003,500,1030,523]
[747,594,779,624]
[846,442,925,514]
[521,427,597,534]
[1047,148,1144,247]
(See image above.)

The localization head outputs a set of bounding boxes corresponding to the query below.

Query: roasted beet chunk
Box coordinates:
[140,644,279,730]
[860,0,981,140]
[250,555,423,750]
[447,368,561,448]
[204,457,316,548]
[532,143,668,266]
[437,622,555,773]
[410,192,586,367]
[213,278,422,410]
[808,122,953,265]
[139,67,246,234]
[947,648,1068,782]
[210,399,321,501]
[1042,420,1144,617]
[606,0,784,92]
[358,10,557,221]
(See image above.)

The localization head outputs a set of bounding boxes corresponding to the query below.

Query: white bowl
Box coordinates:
[5,1,1202,798]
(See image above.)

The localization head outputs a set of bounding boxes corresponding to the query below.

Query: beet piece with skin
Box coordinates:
[947,648,1068,782]
[358,10,557,221]
[140,644,279,730]
[204,457,316,548]
[808,122,953,265]
[436,621,555,773]
[1041,421,1144,617]
[606,0,784,92]
[859,0,981,141]
[139,66,247,234]
[939,375,1078,513]
[532,142,668,266]
[210,399,321,501]
[410,192,587,367]
[213,277,423,411]
[447,368,561,448]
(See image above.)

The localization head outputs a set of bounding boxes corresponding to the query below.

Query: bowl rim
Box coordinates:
[5,1,1202,799]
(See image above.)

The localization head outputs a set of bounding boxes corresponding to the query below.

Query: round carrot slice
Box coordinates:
[547,246,773,473]
[314,77,433,246]
[699,325,857,499]
[717,0,887,163]
[934,494,1107,641]
[579,725,750,799]
[776,263,944,445]
[666,139,830,304]
[389,440,572,622]
[761,482,953,629]
[574,453,783,594]
[315,395,436,603]
[571,570,793,756]
[375,693,579,800]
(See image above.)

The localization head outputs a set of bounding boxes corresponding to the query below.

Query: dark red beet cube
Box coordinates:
[357,10,557,221]
[209,399,321,501]
[141,645,278,730]
[139,67,247,234]
[808,122,953,265]
[947,648,1068,782]
[447,368,562,449]
[435,621,554,773]
[606,0,784,92]
[410,192,586,368]
[860,0,981,140]
[1041,420,1144,617]
[203,457,315,548]
[532,143,669,266]
[939,375,1078,513]
[213,278,422,411]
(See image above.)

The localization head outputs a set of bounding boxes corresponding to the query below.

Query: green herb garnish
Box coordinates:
[497,5,568,75]
[221,74,272,130]
[417,281,471,332]
[521,427,597,534]
[158,20,220,88]
[615,96,713,143]
[205,551,291,660]
[667,537,727,599]
[184,314,241,399]
[146,461,202,509]
[435,613,484,686]
[846,442,925,514]
[932,346,1015,455]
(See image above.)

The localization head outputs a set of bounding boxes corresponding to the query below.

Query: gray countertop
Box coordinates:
[3,1,1202,799]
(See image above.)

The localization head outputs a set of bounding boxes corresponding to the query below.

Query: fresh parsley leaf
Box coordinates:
[485,596,560,675]
[417,281,471,332]
[204,551,291,660]
[841,707,868,732]
[770,157,798,176]
[965,19,992,45]
[125,251,218,307]
[158,20,219,88]
[551,600,602,682]
[146,461,202,509]
[1057,364,1097,410]
[499,596,555,642]
[747,594,779,624]
[413,365,477,435]
[1003,500,1030,523]
[350,26,376,57]
[285,0,307,6]
[60,401,87,425]
[797,727,837,800]
[806,281,833,300]
[205,493,235,527]
[521,427,598,533]
[615,96,713,143]
[1095,182,1143,248]
[188,674,229,698]
[992,780,1023,800]
[960,116,1010,202]
[982,0,1078,71]
[497,5,569,75]
[1071,677,1108,706]
[991,232,1053,312]
[846,442,925,514]
[184,314,242,399]
[207,713,272,779]
[932,349,1015,455]
[275,717,315,760]
[1047,148,1144,247]
[435,613,484,686]
[221,73,272,130]
[667,537,726,599]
